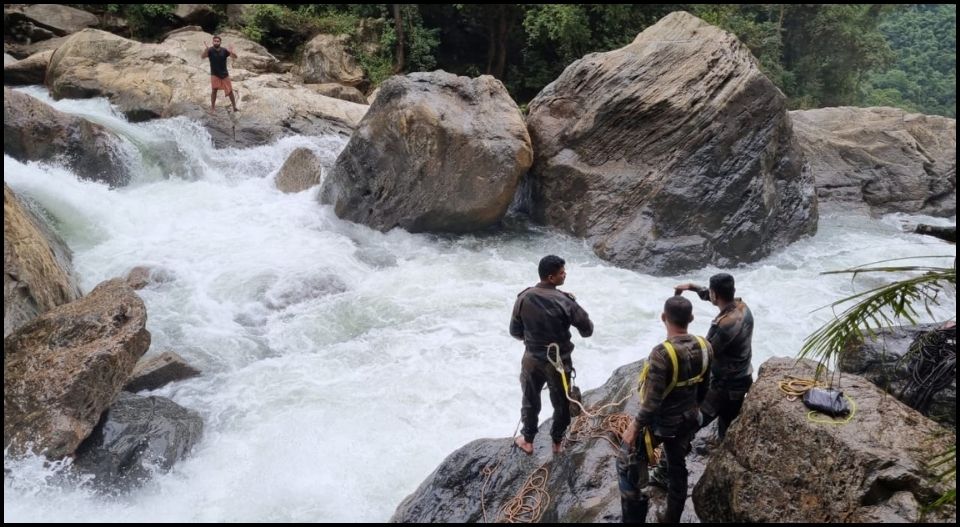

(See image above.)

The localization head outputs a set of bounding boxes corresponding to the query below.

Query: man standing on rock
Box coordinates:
[618,295,711,523]
[201,35,238,114]
[510,255,593,455]
[674,273,754,439]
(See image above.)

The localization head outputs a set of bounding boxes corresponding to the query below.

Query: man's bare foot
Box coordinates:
[552,441,564,455]
[207,108,216,115]
[231,107,239,113]
[514,436,533,455]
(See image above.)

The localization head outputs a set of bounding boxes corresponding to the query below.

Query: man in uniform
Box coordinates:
[510,255,593,455]
[618,296,712,523]
[675,273,753,439]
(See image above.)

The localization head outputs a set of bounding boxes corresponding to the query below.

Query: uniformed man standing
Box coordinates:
[675,273,753,439]
[618,296,712,523]
[510,255,594,455]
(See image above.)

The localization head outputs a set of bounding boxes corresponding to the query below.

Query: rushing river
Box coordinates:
[4,87,955,522]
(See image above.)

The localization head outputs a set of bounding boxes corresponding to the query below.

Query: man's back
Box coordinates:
[510,284,593,358]
[708,299,753,386]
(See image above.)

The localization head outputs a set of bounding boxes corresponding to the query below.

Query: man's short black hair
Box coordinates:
[664,296,693,327]
[538,255,565,280]
[709,273,736,301]
[212,35,222,41]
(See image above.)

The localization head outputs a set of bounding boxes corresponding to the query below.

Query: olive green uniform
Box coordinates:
[510,283,593,444]
[618,335,712,523]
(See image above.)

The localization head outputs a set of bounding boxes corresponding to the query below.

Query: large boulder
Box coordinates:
[275,147,324,193]
[526,11,817,275]
[73,392,203,490]
[45,29,367,147]
[5,4,98,38]
[297,33,365,88]
[4,53,17,67]
[791,107,956,216]
[4,49,53,85]
[4,278,151,459]
[3,87,133,186]
[320,71,532,233]
[4,184,82,337]
[693,357,956,523]
[393,360,712,523]
[840,325,956,427]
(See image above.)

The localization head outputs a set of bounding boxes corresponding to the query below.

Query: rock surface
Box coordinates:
[694,357,956,523]
[791,107,956,216]
[320,71,532,233]
[73,392,203,490]
[275,147,323,193]
[4,183,82,337]
[526,11,817,274]
[4,87,133,186]
[4,279,151,459]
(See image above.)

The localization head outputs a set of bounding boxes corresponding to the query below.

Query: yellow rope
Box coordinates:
[806,394,857,425]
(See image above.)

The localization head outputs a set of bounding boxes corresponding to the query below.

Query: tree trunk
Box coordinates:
[492,10,509,78]
[393,4,405,73]
[485,17,496,74]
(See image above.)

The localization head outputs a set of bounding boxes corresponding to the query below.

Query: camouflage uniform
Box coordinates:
[691,286,754,439]
[618,335,712,523]
[510,283,593,444]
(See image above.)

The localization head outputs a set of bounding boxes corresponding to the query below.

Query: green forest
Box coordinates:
[78,4,957,117]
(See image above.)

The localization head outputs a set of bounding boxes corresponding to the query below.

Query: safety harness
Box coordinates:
[637,336,710,462]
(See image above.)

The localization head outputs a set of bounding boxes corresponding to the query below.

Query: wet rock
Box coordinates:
[393,360,709,523]
[124,350,201,392]
[125,266,176,290]
[4,278,150,459]
[4,184,82,337]
[693,357,956,523]
[526,11,817,275]
[4,87,133,186]
[320,71,532,233]
[275,147,323,193]
[73,392,203,491]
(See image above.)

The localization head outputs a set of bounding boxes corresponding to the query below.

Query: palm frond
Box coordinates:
[798,267,955,377]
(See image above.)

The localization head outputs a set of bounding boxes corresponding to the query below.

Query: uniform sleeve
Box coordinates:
[635,347,669,428]
[570,300,594,338]
[509,296,525,340]
[692,285,710,302]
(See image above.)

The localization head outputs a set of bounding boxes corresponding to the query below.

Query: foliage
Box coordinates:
[800,257,956,511]
[861,5,956,117]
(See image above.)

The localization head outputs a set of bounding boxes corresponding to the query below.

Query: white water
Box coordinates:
[4,87,956,522]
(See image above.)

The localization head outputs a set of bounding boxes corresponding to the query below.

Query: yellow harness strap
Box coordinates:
[638,336,709,397]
